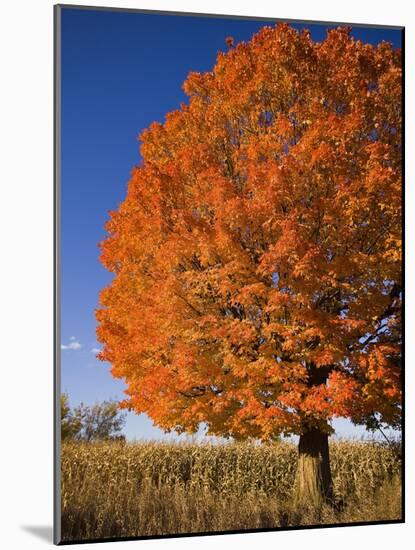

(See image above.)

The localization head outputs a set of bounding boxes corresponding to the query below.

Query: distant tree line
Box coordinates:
[61,393,127,442]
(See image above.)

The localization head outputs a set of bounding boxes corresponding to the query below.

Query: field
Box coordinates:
[61,439,402,542]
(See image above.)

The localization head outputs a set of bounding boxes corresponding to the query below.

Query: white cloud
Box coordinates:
[61,339,82,350]
[91,347,101,354]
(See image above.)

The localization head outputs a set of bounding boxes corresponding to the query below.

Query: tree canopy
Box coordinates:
[96,24,402,442]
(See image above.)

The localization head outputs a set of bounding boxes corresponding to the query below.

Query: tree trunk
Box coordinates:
[294,427,333,508]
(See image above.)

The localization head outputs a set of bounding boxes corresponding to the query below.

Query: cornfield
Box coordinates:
[61,439,402,541]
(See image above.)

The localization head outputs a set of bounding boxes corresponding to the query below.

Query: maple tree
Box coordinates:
[96,24,402,506]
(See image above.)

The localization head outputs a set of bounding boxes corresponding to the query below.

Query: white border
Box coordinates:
[1,1,413,548]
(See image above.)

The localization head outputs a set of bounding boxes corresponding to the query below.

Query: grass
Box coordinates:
[60,438,402,542]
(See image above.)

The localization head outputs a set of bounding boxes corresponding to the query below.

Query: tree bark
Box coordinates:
[293,362,334,508]
[294,426,333,508]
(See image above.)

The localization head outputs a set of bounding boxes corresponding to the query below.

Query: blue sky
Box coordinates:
[60,7,402,441]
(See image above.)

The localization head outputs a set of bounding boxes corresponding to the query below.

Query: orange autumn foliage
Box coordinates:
[96,25,402,440]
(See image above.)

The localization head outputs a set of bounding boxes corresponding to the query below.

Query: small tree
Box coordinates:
[73,400,127,442]
[61,395,126,442]
[97,25,401,507]
[61,393,82,440]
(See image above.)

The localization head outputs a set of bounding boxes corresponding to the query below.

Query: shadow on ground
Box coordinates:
[21,525,53,543]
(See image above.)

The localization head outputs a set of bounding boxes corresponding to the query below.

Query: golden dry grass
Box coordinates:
[61,439,402,542]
